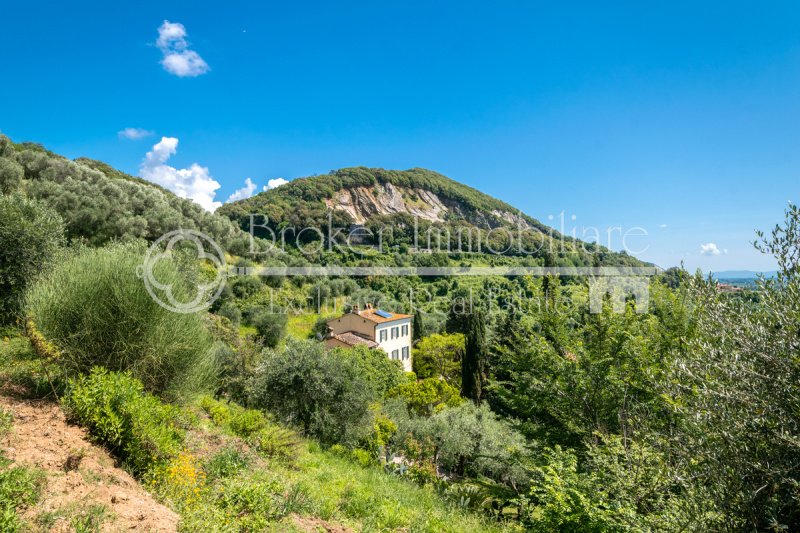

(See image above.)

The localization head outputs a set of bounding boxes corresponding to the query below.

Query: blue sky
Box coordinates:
[1,1,798,271]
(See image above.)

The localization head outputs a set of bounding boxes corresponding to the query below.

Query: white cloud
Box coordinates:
[156,21,209,77]
[700,242,726,256]
[659,223,668,229]
[139,137,221,212]
[118,127,153,140]
[264,178,289,191]
[226,178,258,203]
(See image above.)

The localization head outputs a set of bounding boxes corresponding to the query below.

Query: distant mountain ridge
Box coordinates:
[712,270,778,279]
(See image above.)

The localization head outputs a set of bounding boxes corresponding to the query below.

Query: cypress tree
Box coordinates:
[461,306,488,404]
[413,311,423,342]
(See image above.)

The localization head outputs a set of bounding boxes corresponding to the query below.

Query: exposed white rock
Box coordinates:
[323,182,534,231]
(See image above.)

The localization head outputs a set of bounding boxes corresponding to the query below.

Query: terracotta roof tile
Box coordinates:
[329,331,379,348]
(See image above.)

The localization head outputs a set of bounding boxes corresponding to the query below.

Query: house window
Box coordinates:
[391,349,399,360]
[379,329,387,342]
[391,327,398,339]
[402,346,409,360]
[401,324,408,336]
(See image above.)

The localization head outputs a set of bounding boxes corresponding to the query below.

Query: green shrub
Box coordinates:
[387,378,464,416]
[0,194,64,324]
[200,396,301,460]
[250,426,302,460]
[25,242,215,398]
[216,302,241,328]
[328,444,347,457]
[397,402,532,490]
[521,446,628,532]
[199,395,231,426]
[248,339,378,446]
[228,408,266,437]
[203,448,249,482]
[63,368,186,474]
[350,448,373,468]
[246,306,287,348]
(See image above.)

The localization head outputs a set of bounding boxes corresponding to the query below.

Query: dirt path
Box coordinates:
[0,395,179,532]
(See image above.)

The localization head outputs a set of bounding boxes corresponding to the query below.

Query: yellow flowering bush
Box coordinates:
[153,451,207,510]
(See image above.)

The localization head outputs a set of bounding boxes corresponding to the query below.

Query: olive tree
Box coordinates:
[668,204,800,529]
[0,194,64,323]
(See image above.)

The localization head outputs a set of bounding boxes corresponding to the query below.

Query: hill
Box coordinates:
[0,134,243,248]
[218,167,645,266]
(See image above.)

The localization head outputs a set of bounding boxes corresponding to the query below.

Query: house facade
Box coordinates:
[325,305,413,372]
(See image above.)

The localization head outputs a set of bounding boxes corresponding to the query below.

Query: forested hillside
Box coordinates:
[218,166,645,267]
[0,134,242,248]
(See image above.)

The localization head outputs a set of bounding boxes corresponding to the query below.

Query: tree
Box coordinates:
[412,332,464,383]
[0,194,64,323]
[461,307,488,404]
[665,204,800,530]
[248,339,377,445]
[413,312,423,342]
[387,378,463,416]
[0,157,23,193]
[396,402,531,487]
[246,306,287,348]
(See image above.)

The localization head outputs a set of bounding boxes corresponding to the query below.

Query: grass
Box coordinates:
[286,448,513,532]
[192,397,516,532]
[0,330,64,399]
[1,330,515,532]
[286,312,319,339]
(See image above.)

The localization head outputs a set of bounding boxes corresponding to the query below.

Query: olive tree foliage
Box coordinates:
[0,157,23,193]
[248,339,379,445]
[0,135,241,248]
[395,402,532,490]
[245,305,288,348]
[0,194,64,323]
[666,204,800,530]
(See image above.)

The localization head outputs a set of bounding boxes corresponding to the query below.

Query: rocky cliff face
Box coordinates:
[324,182,533,229]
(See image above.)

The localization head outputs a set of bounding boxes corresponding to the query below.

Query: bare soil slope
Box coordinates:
[0,395,179,532]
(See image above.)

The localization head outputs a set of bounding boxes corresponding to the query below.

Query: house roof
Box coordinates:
[355,308,413,324]
[328,331,379,348]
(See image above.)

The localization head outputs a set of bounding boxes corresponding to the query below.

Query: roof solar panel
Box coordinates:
[375,309,393,318]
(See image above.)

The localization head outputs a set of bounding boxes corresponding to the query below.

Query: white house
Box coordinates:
[325,304,413,372]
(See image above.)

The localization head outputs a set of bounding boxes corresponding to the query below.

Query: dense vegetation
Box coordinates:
[0,134,242,248]
[0,140,797,531]
[0,194,64,324]
[217,166,644,267]
[25,242,216,399]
